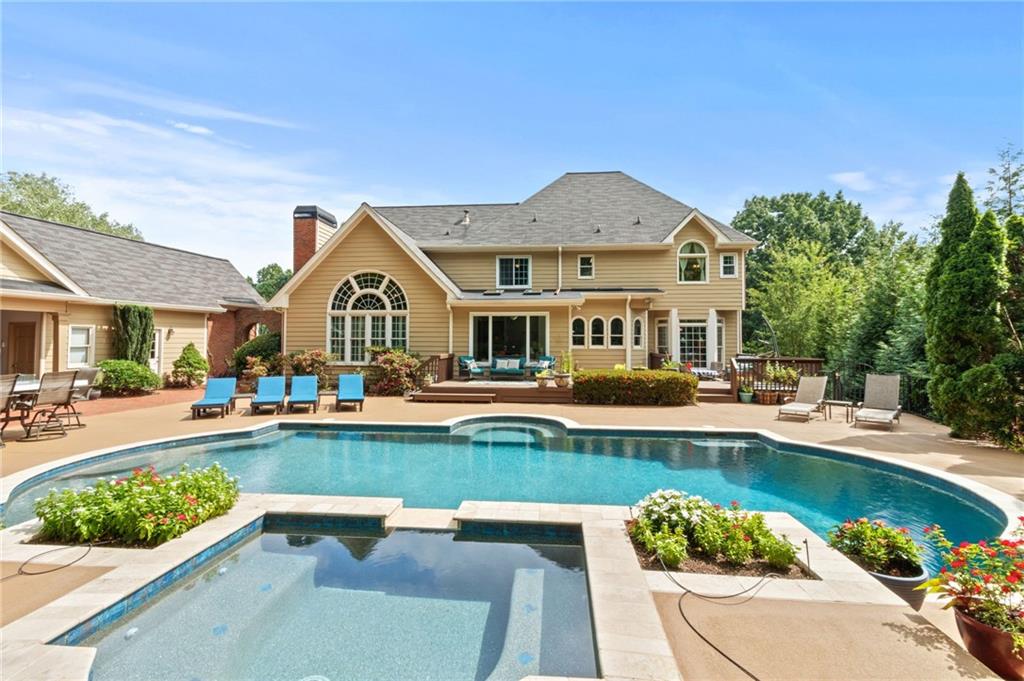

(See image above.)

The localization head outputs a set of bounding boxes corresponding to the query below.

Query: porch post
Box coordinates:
[669,308,680,363]
[706,308,718,368]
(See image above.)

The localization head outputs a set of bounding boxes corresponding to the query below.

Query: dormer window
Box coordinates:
[677,241,708,283]
[496,256,531,288]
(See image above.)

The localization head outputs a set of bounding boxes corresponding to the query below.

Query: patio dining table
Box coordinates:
[11,378,89,395]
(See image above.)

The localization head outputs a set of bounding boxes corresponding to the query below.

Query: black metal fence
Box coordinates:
[826,361,932,416]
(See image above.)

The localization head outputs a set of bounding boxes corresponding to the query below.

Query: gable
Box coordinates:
[1,238,57,283]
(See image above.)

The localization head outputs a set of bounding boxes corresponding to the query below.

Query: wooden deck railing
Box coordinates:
[729,356,825,397]
[415,354,453,387]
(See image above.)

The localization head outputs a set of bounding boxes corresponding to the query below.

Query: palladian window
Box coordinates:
[677,241,708,283]
[328,272,408,363]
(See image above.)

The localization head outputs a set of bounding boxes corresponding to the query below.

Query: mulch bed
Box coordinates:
[626,520,815,580]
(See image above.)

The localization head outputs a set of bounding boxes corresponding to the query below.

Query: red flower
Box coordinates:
[959,541,970,548]
[951,560,965,568]
[159,518,169,525]
[145,513,154,519]
[983,574,993,583]
[176,513,187,521]
[873,519,885,527]
[730,500,740,508]
[978,540,987,547]
[743,535,751,542]
[133,468,143,475]
[1008,571,1022,584]
[857,517,869,524]
[898,527,909,534]
[923,526,933,534]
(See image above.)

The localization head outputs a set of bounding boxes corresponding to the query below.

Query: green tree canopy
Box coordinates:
[1004,214,1024,341]
[247,263,292,301]
[984,143,1023,221]
[925,172,978,342]
[0,172,142,240]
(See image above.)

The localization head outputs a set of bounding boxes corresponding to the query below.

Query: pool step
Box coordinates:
[485,568,544,680]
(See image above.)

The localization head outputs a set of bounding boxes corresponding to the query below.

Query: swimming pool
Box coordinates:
[80,524,597,681]
[3,417,1009,571]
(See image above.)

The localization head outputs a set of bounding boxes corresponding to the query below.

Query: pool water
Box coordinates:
[6,422,1005,571]
[83,528,597,681]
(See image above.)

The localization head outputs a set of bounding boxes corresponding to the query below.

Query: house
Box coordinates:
[269,171,758,372]
[0,211,277,377]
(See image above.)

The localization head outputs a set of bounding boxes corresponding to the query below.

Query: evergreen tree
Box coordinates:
[928,210,1009,433]
[924,173,978,344]
[1004,214,1024,342]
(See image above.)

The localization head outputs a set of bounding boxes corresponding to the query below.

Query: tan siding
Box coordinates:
[153,310,207,376]
[568,299,631,369]
[0,241,52,282]
[286,214,450,358]
[428,250,559,290]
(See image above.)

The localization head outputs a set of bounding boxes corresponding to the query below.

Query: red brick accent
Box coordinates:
[293,216,318,273]
[206,309,282,376]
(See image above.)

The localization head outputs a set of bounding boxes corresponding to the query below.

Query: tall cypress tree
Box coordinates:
[925,173,978,342]
[1004,214,1024,339]
[928,210,1009,432]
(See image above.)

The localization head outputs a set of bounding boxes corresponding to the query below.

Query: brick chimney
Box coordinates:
[292,205,338,272]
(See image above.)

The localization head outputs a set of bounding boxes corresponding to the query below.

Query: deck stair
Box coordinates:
[410,391,495,404]
[697,382,736,403]
[413,380,573,404]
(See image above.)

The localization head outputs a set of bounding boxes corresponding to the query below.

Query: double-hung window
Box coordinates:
[577,255,595,279]
[68,326,94,368]
[496,256,531,288]
[720,253,738,278]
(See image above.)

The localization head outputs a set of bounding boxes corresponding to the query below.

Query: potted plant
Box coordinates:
[919,520,1024,680]
[554,350,573,388]
[738,384,754,403]
[535,369,553,387]
[828,517,928,610]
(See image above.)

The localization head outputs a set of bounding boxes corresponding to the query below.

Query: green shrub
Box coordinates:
[97,359,161,395]
[573,369,698,406]
[230,333,281,375]
[34,464,239,545]
[169,342,209,388]
[112,304,155,365]
[827,517,923,576]
[633,490,798,569]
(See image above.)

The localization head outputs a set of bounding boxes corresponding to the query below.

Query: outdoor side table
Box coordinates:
[822,399,855,423]
[231,393,254,414]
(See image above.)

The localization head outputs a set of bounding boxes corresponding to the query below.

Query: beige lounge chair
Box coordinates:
[778,375,827,421]
[854,374,902,430]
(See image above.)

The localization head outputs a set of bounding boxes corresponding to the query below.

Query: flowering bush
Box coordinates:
[367,349,420,396]
[34,464,239,546]
[631,490,797,569]
[287,348,333,386]
[573,370,699,406]
[827,517,923,576]
[920,519,1024,657]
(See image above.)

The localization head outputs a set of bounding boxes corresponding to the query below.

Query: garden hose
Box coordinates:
[0,540,114,582]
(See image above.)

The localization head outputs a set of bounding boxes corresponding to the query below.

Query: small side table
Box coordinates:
[230,392,254,414]
[822,399,855,423]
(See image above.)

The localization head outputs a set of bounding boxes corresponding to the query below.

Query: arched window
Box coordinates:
[678,241,708,283]
[590,317,606,347]
[571,317,587,348]
[328,272,408,363]
[632,318,644,349]
[609,317,625,347]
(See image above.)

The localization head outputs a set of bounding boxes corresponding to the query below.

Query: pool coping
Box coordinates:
[3,413,1021,539]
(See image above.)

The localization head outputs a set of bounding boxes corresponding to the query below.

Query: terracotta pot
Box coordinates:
[869,566,928,611]
[954,607,1024,680]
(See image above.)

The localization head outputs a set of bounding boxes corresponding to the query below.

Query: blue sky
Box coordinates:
[3,2,1021,276]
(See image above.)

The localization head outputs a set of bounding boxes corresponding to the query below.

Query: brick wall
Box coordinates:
[207,308,282,377]
[293,216,318,273]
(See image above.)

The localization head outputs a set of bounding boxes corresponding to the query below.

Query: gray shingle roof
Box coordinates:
[373,172,755,247]
[2,211,264,309]
[0,277,73,295]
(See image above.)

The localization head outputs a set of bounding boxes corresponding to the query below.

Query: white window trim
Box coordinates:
[67,324,95,369]
[495,255,532,289]
[677,318,726,367]
[720,253,738,278]
[656,318,670,355]
[589,316,607,349]
[467,312,551,363]
[608,316,625,347]
[325,271,410,366]
[677,240,709,285]
[632,317,645,350]
[571,316,588,348]
[577,254,595,279]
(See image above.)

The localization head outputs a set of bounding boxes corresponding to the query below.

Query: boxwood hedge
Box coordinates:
[572,369,699,406]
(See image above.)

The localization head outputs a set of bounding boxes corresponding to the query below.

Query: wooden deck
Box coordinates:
[414,380,573,404]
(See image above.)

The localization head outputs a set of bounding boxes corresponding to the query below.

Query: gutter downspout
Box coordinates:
[447,303,454,354]
[556,246,563,294]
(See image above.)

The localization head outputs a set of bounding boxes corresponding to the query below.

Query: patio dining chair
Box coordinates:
[60,366,99,427]
[777,375,828,422]
[15,370,78,440]
[854,374,902,430]
[0,373,20,447]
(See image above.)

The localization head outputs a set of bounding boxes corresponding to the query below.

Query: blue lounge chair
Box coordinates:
[335,374,364,412]
[191,377,237,420]
[288,375,319,413]
[251,376,286,415]
[458,355,485,380]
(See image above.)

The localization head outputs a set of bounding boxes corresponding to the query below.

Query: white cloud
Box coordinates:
[170,121,213,136]
[66,80,296,129]
[828,171,876,192]
[2,106,370,276]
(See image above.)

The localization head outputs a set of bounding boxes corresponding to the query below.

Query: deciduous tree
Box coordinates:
[0,172,142,240]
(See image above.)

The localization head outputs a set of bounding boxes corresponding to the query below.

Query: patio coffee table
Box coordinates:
[822,399,855,423]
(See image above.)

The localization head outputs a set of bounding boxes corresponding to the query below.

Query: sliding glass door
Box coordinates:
[470,314,548,362]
